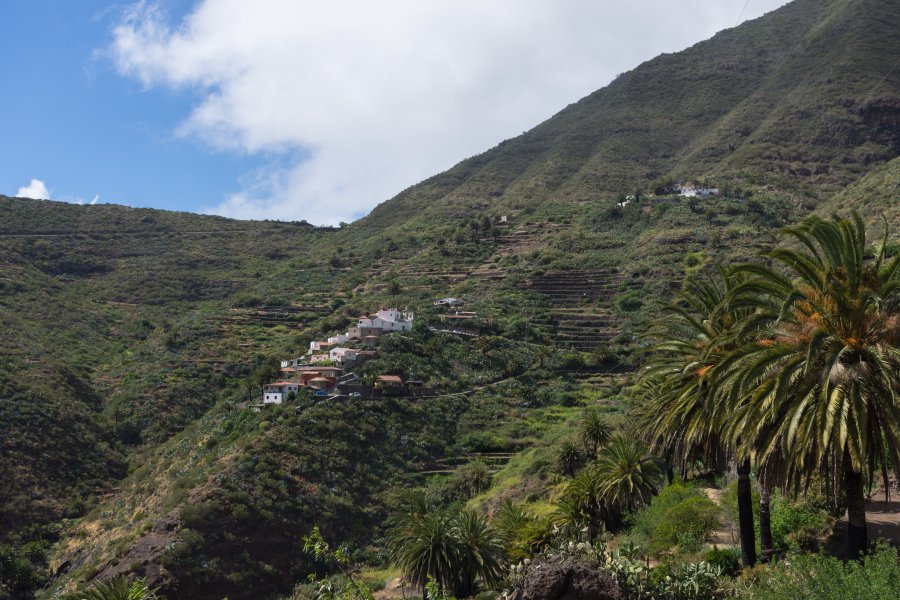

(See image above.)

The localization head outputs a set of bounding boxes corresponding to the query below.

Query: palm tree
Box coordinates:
[555,438,585,477]
[62,577,159,600]
[453,510,505,597]
[593,434,663,522]
[634,267,758,566]
[579,408,613,458]
[554,464,608,540]
[555,435,664,538]
[723,213,900,558]
[387,495,505,598]
[388,504,459,598]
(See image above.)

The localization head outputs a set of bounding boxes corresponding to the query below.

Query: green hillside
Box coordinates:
[1,0,898,598]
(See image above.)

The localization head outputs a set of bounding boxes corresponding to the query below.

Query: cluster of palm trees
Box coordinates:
[635,213,899,564]
[554,429,663,540]
[386,493,505,599]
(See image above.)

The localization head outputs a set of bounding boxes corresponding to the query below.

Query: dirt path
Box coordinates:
[373,577,405,600]
[703,488,738,549]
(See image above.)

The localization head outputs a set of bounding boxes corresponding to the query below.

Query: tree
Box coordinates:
[452,510,505,597]
[579,409,613,458]
[62,577,159,600]
[634,267,758,566]
[389,505,459,598]
[593,434,663,522]
[387,496,504,598]
[554,465,607,540]
[302,526,374,600]
[555,439,585,478]
[723,213,900,558]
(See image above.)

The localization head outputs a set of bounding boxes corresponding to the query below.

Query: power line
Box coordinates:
[736,0,752,26]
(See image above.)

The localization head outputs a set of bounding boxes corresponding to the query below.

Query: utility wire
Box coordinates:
[736,0,752,26]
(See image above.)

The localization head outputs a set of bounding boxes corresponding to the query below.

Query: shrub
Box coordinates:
[649,495,720,555]
[703,546,741,577]
[769,496,832,552]
[735,543,900,600]
[451,459,492,499]
[630,482,705,539]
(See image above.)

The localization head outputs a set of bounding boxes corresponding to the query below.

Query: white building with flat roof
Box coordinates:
[358,308,413,332]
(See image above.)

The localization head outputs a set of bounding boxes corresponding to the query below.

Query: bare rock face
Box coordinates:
[507,559,623,600]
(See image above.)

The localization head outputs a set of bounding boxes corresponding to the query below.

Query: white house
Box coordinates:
[329,347,359,365]
[680,186,719,198]
[357,308,413,332]
[262,381,302,405]
[327,333,349,345]
[433,297,463,307]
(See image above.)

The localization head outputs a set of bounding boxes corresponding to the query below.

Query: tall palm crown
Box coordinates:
[722,213,899,556]
[635,267,750,470]
[593,434,663,515]
[725,214,899,479]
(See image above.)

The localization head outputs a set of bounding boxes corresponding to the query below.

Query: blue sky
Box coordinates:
[0,1,790,224]
[0,1,269,211]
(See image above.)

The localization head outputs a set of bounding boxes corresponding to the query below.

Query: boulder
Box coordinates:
[508,559,623,600]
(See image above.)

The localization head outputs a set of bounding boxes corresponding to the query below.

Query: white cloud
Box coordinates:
[109,0,790,224]
[16,179,51,200]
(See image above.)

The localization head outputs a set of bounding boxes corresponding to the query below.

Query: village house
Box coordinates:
[296,366,342,384]
[329,347,378,368]
[357,308,414,333]
[679,185,719,197]
[376,374,403,388]
[433,297,463,307]
[329,347,358,365]
[327,333,350,345]
[261,381,303,404]
[308,340,335,353]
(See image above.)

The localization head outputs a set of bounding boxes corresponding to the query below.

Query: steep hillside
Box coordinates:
[1,0,898,598]
[363,0,898,229]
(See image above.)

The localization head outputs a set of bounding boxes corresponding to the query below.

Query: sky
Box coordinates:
[0,0,792,225]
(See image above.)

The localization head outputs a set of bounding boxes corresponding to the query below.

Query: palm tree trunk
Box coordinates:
[759,483,774,563]
[665,452,675,484]
[844,463,868,559]
[736,459,757,568]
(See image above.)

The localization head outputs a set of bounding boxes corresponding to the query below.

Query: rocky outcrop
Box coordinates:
[507,559,623,600]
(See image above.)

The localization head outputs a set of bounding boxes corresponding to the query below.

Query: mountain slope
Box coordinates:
[363,0,899,230]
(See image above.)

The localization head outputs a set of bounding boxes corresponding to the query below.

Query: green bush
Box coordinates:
[736,543,900,600]
[649,496,720,555]
[703,546,742,577]
[630,483,704,538]
[628,482,720,556]
[769,496,832,552]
